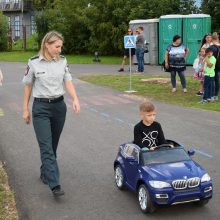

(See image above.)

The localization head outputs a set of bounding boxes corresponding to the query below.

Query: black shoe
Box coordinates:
[118,68,124,72]
[196,91,203,96]
[40,174,48,185]
[52,186,65,197]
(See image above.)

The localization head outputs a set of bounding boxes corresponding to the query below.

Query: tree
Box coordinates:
[201,0,220,32]
[179,0,199,14]
[34,11,51,48]
[0,12,8,51]
[32,0,55,10]
[45,0,91,54]
[33,0,200,55]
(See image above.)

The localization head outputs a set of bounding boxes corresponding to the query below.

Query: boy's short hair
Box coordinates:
[139,101,155,112]
[205,48,213,54]
[138,26,144,31]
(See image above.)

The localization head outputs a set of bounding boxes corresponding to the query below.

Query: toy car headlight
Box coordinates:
[201,173,211,182]
[149,181,171,189]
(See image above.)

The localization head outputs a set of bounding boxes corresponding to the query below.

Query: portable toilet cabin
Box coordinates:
[159,15,184,64]
[129,19,159,65]
[183,14,211,65]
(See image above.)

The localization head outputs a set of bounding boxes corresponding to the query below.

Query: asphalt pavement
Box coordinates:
[0,62,219,220]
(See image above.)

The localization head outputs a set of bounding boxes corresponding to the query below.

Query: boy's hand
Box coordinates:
[204,56,209,62]
[150,146,156,151]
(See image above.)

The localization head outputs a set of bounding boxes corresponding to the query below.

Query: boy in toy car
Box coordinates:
[134,101,166,150]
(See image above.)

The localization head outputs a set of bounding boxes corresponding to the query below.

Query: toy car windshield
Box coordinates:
[141,148,191,165]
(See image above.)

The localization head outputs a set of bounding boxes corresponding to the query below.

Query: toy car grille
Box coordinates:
[187,177,200,188]
[172,180,187,189]
[172,178,200,190]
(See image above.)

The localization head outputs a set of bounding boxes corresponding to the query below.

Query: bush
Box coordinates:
[34,11,51,48]
[0,12,8,51]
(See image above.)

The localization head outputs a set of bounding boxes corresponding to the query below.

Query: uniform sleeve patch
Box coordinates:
[30,55,39,60]
[25,65,30,76]
[65,64,71,73]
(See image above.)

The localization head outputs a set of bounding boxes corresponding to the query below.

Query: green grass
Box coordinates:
[0,162,19,220]
[0,51,120,64]
[80,74,220,112]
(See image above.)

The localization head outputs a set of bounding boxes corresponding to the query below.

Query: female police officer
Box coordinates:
[22,31,80,197]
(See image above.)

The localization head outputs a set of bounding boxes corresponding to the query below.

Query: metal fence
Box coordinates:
[8,24,36,50]
[9,24,35,39]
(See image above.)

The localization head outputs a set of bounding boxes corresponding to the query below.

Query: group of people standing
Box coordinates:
[118,27,220,103]
[118,26,145,73]
[193,32,220,103]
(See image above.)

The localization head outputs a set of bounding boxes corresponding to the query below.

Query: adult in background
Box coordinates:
[209,32,220,101]
[201,33,213,49]
[136,26,145,73]
[22,31,80,197]
[118,28,135,72]
[165,35,189,93]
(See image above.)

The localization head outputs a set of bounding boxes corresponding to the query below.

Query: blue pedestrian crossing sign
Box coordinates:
[124,35,136,49]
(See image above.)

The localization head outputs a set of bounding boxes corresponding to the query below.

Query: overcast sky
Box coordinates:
[196,0,201,6]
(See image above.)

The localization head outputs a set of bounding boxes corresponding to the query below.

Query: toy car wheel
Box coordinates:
[114,165,125,190]
[194,199,209,206]
[138,184,156,213]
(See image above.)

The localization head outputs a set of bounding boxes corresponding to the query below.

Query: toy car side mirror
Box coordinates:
[188,149,195,156]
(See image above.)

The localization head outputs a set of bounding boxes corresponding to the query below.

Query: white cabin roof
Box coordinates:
[129,19,159,24]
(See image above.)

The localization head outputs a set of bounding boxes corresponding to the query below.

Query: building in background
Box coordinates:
[0,0,36,40]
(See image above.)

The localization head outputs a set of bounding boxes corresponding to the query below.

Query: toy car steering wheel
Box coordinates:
[154,144,174,150]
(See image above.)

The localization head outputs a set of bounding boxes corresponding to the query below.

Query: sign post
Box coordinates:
[124,35,136,93]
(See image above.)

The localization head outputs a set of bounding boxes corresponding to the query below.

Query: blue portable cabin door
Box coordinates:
[183,14,211,65]
[159,15,183,64]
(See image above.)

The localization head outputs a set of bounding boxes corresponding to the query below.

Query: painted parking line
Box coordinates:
[87,106,133,128]
[192,148,213,159]
[114,117,125,124]
[100,112,110,118]
[89,107,99,113]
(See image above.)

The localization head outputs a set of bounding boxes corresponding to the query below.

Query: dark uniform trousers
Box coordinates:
[32,99,67,189]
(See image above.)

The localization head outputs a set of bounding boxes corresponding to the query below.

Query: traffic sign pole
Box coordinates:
[124,35,136,94]
[129,48,132,91]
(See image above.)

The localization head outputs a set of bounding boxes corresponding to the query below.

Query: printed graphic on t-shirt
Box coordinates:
[168,45,186,68]
[142,131,158,147]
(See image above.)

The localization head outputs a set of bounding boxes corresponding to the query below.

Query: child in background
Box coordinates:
[193,48,206,96]
[134,101,166,150]
[199,48,216,104]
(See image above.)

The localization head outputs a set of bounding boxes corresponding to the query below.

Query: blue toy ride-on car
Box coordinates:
[113,140,213,213]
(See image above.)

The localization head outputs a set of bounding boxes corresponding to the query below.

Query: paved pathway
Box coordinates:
[0,62,219,220]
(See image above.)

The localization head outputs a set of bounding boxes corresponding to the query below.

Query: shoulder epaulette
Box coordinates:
[30,55,39,60]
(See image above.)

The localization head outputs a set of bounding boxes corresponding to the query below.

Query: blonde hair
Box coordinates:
[139,101,155,112]
[39,31,64,61]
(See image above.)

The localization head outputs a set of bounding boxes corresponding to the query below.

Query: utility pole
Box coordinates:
[21,0,26,50]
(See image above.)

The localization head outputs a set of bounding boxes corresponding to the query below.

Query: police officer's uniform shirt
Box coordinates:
[22,55,72,98]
